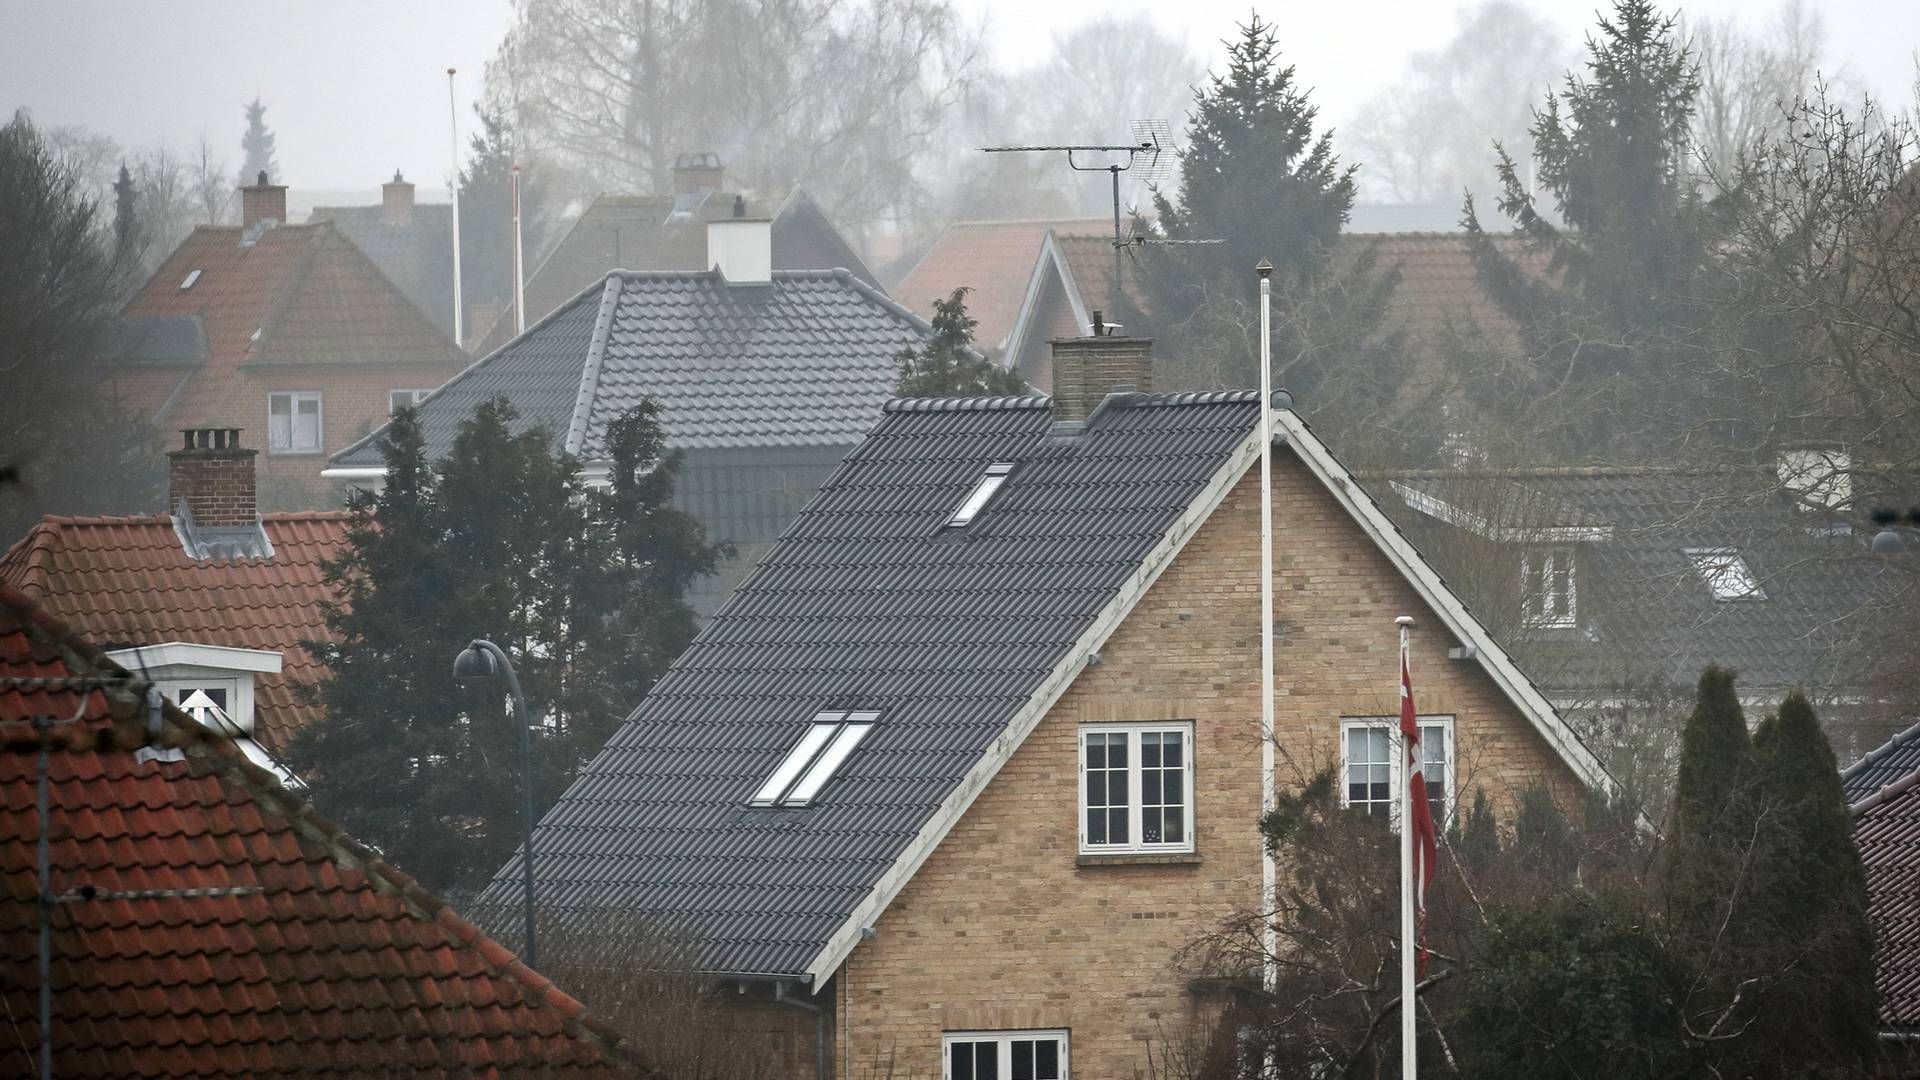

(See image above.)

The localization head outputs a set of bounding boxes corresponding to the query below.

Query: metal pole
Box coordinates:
[447,67,464,348]
[1111,165,1123,311]
[475,639,538,968]
[1257,260,1276,998]
[1398,616,1418,1079]
[511,165,525,337]
[36,715,53,1080]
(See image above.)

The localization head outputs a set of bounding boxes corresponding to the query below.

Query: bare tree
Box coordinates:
[1687,0,1836,178]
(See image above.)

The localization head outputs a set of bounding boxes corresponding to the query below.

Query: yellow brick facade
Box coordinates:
[781,449,1589,1079]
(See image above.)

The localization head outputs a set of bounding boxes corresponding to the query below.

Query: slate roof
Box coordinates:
[1847,721,1920,804]
[892,218,1109,349]
[1379,468,1882,699]
[476,390,1610,983]
[330,268,936,469]
[0,584,638,1078]
[0,512,351,751]
[1852,766,1920,1031]
[115,223,464,427]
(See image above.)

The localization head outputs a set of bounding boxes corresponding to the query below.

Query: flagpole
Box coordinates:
[1257,260,1276,998]
[447,67,463,349]
[1397,614,1417,1079]
[511,163,525,336]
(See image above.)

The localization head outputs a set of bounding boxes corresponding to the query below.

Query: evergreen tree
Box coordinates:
[1671,665,1750,842]
[1459,0,1717,459]
[457,106,547,315]
[1120,14,1416,461]
[111,162,134,253]
[293,398,723,900]
[893,288,1028,397]
[239,96,277,185]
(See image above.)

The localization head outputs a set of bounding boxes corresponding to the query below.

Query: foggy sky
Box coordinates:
[2,0,1912,197]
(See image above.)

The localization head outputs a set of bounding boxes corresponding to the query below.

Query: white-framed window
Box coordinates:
[749,711,878,807]
[267,391,323,454]
[389,389,432,414]
[1078,722,1194,854]
[161,679,244,734]
[1520,547,1576,629]
[944,1030,1068,1080]
[1340,716,1454,829]
[947,462,1014,528]
[1685,547,1765,601]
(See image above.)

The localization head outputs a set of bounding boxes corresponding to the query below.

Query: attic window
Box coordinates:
[179,269,202,291]
[1686,547,1765,601]
[947,463,1015,528]
[750,711,877,807]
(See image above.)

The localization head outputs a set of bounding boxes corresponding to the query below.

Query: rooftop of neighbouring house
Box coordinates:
[1852,763,1920,1033]
[891,217,1110,349]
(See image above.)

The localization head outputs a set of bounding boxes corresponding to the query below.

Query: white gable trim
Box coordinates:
[799,406,1617,989]
[105,641,283,675]
[800,419,1263,989]
[563,275,627,457]
[1003,231,1092,364]
[1390,481,1614,543]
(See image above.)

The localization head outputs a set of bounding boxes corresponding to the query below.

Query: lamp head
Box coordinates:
[1873,528,1906,556]
[453,641,500,681]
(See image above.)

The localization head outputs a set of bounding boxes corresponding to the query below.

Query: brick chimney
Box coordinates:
[1049,313,1153,423]
[382,169,415,227]
[240,170,287,231]
[673,151,725,196]
[168,428,257,526]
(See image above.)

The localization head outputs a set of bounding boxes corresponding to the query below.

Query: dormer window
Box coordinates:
[750,711,877,806]
[1687,547,1765,601]
[1520,547,1576,629]
[948,463,1014,528]
[179,269,202,291]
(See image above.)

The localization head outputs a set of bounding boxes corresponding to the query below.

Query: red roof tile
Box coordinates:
[1,512,353,750]
[892,218,1109,349]
[1854,769,1920,1031]
[0,584,640,1078]
[1338,232,1544,348]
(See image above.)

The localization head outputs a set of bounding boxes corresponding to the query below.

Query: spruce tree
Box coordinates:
[893,287,1027,397]
[111,162,134,253]
[457,106,547,314]
[239,96,277,185]
[1121,14,1415,461]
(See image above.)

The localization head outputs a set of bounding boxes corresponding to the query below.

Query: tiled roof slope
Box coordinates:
[0,584,639,1078]
[118,223,462,425]
[331,269,935,469]
[1339,232,1542,348]
[1852,768,1920,1031]
[0,513,350,751]
[475,391,1256,978]
[893,218,1109,349]
[1847,721,1920,804]
[307,202,455,337]
[1381,469,1880,698]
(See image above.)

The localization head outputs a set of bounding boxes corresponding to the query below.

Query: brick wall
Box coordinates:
[166,442,256,525]
[831,449,1583,1078]
[1048,337,1153,421]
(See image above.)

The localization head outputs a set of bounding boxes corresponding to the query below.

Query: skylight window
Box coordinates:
[750,711,878,806]
[947,463,1014,528]
[1686,547,1766,601]
[179,269,202,291]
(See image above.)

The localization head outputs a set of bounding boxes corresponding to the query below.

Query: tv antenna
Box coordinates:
[982,119,1177,313]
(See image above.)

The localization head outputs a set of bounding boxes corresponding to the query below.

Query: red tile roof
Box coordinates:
[1339,232,1544,348]
[892,218,1109,349]
[118,223,462,427]
[0,584,640,1078]
[1854,768,1920,1031]
[0,512,352,750]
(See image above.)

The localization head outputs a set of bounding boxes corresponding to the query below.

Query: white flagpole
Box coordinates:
[1257,259,1276,996]
[1397,614,1417,1078]
[447,67,464,348]
[511,163,526,337]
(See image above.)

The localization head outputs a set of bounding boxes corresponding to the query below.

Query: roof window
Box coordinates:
[750,711,877,806]
[947,463,1014,528]
[179,269,202,291]
[1686,547,1766,601]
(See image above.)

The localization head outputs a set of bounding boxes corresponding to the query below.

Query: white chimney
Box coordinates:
[707,199,772,284]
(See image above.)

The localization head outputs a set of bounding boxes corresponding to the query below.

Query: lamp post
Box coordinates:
[453,638,539,968]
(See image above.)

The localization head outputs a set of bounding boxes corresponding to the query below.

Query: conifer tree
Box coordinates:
[893,287,1027,397]
[457,106,547,314]
[111,162,134,253]
[239,96,277,185]
[1671,665,1750,845]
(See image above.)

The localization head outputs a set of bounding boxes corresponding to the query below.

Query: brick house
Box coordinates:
[0,584,643,1077]
[106,173,468,507]
[1,430,348,757]
[477,334,1615,1078]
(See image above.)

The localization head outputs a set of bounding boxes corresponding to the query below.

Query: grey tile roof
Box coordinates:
[329,269,934,469]
[1846,721,1920,804]
[474,390,1263,979]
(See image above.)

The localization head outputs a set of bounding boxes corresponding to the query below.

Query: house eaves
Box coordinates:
[1004,230,1093,361]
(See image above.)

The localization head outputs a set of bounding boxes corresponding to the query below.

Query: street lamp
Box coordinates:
[453,638,539,969]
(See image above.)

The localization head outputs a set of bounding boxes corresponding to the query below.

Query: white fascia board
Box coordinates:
[319,466,389,481]
[1281,411,1617,796]
[106,641,283,675]
[1390,482,1613,543]
[800,423,1264,989]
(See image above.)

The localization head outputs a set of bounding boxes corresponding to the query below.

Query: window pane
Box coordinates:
[1013,1040,1034,1080]
[1143,806,1163,843]
[1142,733,1162,768]
[751,723,837,804]
[1087,739,1106,769]
[1106,771,1126,806]
[268,397,291,449]
[1163,810,1183,844]
[784,722,872,803]
[1163,737,1182,768]
[977,1045,999,1080]
[952,1042,974,1080]
[1143,771,1162,804]
[1107,808,1128,844]
[1036,1040,1059,1078]
[1087,807,1106,845]
[1348,727,1367,761]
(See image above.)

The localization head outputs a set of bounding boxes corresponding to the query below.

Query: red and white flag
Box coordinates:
[1401,638,1438,974]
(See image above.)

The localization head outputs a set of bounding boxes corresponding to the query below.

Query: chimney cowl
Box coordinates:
[1048,334,1154,425]
[673,151,726,196]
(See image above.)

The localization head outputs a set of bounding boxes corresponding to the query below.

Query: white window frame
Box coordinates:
[389,388,432,414]
[1520,546,1577,629]
[1077,722,1195,855]
[1685,547,1766,601]
[1339,716,1455,830]
[942,1029,1069,1080]
[748,710,878,807]
[947,462,1015,528]
[267,391,324,455]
